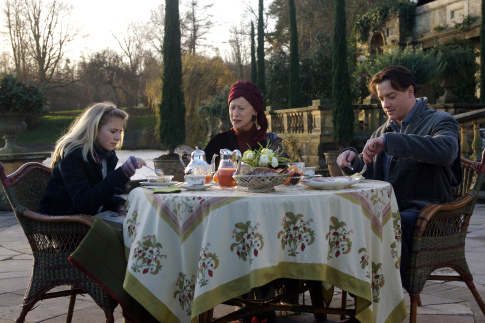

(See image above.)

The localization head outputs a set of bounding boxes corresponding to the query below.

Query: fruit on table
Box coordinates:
[284,166,303,185]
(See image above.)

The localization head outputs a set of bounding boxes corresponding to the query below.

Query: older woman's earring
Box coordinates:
[251,114,257,121]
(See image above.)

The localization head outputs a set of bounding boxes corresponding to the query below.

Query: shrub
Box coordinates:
[0,74,46,114]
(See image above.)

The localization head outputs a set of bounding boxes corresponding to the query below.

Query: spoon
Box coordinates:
[359,163,368,175]
[144,165,165,176]
[354,143,376,175]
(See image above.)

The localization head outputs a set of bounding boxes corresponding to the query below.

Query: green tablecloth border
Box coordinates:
[191,262,375,321]
[143,187,245,243]
[124,270,181,323]
[338,192,395,240]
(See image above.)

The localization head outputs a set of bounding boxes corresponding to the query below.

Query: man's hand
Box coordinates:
[362,137,384,163]
[337,150,357,169]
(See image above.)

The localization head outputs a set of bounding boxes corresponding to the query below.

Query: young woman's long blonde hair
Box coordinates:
[51,102,128,168]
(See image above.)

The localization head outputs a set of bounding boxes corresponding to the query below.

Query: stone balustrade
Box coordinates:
[265,101,485,168]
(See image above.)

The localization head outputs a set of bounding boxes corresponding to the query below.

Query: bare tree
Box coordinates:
[113,22,148,106]
[228,23,249,79]
[2,0,31,80]
[148,3,165,59]
[181,0,214,55]
[0,51,14,74]
[78,49,125,106]
[2,0,80,88]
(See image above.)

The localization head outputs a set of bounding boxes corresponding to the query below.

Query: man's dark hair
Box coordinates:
[369,65,416,99]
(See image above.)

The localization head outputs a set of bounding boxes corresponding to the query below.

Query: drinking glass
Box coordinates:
[289,162,305,174]
[194,165,212,184]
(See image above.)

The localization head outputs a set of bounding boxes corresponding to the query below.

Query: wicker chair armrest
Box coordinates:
[413,194,473,239]
[17,206,95,228]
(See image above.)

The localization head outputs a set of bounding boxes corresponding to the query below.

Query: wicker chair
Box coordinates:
[0,162,117,323]
[403,156,485,322]
[338,156,485,321]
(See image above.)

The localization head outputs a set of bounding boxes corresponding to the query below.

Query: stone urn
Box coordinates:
[437,77,458,104]
[218,115,230,132]
[0,112,27,154]
[324,151,343,177]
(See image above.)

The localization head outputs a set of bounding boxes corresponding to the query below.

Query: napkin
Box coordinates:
[151,185,181,194]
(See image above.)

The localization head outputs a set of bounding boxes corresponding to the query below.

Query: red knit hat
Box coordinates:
[227,81,268,133]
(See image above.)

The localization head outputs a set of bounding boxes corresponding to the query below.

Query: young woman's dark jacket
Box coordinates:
[39,147,129,216]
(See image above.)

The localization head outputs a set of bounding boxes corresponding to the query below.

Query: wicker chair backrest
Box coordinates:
[454,157,485,210]
[0,162,51,212]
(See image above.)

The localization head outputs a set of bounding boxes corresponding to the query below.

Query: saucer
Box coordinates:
[179,183,211,191]
[140,181,178,187]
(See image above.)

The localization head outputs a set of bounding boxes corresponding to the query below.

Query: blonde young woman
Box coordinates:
[39,102,146,216]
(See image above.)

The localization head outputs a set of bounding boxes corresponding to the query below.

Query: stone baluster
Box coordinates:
[298,112,304,133]
[289,113,295,133]
[353,108,361,133]
[266,111,273,132]
[282,112,288,134]
[471,120,483,161]
[460,123,471,157]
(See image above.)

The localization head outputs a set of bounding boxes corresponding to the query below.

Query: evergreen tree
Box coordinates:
[157,0,186,154]
[251,21,258,84]
[331,0,354,148]
[257,0,266,98]
[481,0,485,104]
[288,0,303,108]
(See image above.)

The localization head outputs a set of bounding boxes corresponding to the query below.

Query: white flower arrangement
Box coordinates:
[241,143,290,168]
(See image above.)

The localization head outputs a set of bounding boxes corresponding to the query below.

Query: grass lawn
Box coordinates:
[0,110,157,148]
[0,115,76,148]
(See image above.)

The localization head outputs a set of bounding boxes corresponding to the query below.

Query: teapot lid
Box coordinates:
[191,146,205,158]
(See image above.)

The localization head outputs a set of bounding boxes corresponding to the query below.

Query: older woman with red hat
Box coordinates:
[204,80,288,168]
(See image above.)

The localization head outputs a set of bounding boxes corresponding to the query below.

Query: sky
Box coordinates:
[69,0,257,62]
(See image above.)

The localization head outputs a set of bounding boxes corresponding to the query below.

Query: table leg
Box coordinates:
[340,291,348,320]
[199,308,214,322]
[308,281,327,321]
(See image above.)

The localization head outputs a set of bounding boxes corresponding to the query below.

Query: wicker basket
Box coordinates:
[233,173,289,193]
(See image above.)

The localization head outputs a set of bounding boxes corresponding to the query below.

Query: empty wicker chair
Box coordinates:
[403,156,485,322]
[0,162,117,323]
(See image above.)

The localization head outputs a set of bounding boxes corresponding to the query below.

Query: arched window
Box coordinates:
[370,33,384,55]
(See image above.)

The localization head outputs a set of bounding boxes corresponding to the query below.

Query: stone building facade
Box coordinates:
[362,0,481,55]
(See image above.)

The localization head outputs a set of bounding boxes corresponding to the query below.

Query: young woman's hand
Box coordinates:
[122,156,147,177]
[133,157,147,169]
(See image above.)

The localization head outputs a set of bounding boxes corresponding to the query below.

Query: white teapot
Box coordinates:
[179,146,217,175]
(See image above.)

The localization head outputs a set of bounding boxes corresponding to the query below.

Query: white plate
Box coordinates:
[179,183,212,191]
[301,176,361,190]
[140,181,178,187]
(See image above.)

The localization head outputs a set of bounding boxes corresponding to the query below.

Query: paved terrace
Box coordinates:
[1,204,485,322]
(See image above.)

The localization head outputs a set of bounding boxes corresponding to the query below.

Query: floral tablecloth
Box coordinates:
[123,180,407,323]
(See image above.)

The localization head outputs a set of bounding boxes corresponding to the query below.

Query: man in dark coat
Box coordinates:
[337,65,462,282]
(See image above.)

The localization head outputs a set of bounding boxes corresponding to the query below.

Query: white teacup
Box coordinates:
[185,174,206,186]
[304,166,316,176]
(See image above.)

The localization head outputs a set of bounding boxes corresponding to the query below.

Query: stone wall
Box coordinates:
[415,0,480,39]
[360,0,482,56]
